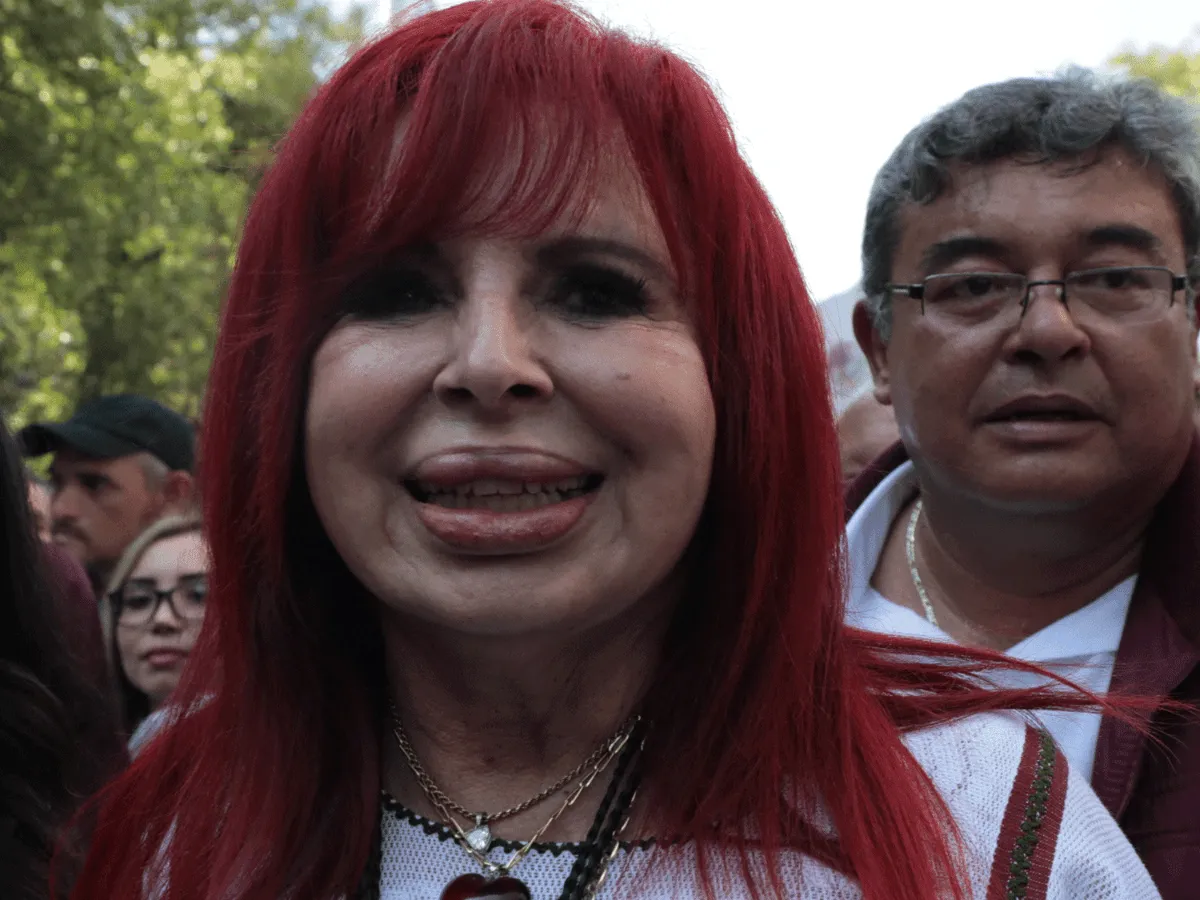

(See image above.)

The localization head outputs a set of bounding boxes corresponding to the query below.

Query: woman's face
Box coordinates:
[305,164,716,639]
[115,531,208,708]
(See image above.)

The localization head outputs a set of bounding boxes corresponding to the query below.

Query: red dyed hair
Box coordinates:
[69,3,1100,899]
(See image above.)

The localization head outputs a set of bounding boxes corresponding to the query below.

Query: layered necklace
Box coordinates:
[387,705,644,900]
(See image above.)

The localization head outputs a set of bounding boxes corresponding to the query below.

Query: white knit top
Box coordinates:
[378,712,1161,899]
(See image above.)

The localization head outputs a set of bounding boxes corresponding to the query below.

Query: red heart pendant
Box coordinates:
[440,873,532,900]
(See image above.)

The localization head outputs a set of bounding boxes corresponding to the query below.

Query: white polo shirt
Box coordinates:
[845,461,1135,782]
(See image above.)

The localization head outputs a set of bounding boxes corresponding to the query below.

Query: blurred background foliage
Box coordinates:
[0,0,367,428]
[1113,30,1200,101]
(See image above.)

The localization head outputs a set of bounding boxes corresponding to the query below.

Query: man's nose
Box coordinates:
[1004,282,1092,362]
[51,485,82,523]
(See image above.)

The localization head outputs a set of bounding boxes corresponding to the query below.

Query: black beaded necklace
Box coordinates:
[354,723,646,900]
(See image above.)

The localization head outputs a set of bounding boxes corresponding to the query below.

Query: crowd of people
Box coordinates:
[3,2,1200,898]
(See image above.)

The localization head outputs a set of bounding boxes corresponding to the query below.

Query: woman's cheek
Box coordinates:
[117,630,143,687]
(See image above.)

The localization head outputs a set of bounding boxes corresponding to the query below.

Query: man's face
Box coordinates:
[864,151,1197,513]
[49,450,168,577]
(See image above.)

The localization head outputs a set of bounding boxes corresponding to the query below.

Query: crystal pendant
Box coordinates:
[440,873,532,900]
[465,821,492,852]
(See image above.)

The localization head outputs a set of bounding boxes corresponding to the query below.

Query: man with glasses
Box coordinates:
[846,69,1200,897]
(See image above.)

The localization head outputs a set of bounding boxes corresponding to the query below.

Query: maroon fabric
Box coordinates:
[40,544,127,781]
[985,729,1068,900]
[986,726,1044,900]
[42,547,107,683]
[845,437,1200,900]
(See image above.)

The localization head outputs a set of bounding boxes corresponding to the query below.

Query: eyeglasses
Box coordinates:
[885,266,1191,328]
[113,575,208,627]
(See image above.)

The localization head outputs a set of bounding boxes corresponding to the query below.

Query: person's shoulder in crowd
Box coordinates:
[904,712,1160,899]
[41,542,128,772]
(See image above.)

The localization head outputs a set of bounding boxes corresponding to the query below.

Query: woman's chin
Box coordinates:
[374,583,633,643]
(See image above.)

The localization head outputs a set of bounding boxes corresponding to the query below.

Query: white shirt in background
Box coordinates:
[844,462,1134,782]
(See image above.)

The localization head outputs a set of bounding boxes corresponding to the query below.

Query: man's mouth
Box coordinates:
[988,410,1090,422]
[405,475,604,511]
[983,394,1100,424]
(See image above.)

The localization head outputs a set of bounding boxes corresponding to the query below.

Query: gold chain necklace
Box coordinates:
[905,499,940,627]
[389,706,638,874]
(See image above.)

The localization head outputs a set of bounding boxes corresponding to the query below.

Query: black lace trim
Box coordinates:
[380,791,655,856]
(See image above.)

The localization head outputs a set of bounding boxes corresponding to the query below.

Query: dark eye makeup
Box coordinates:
[549,263,650,320]
[341,267,446,320]
[340,255,655,323]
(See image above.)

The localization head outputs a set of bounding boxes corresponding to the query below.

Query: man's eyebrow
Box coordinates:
[918,236,1009,275]
[1082,224,1167,262]
[537,237,673,281]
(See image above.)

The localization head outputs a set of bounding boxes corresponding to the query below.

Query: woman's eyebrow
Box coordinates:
[536,237,672,281]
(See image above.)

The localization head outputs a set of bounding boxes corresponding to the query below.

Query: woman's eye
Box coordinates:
[342,269,445,320]
[552,265,649,319]
[123,592,154,611]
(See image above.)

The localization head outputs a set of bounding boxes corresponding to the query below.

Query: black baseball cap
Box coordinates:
[19,394,195,472]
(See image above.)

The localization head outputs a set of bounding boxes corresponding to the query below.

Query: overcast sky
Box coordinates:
[328,0,1200,301]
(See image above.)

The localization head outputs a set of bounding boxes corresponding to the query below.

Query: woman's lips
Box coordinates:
[415,495,593,553]
[409,448,595,486]
[406,449,601,553]
[143,649,187,669]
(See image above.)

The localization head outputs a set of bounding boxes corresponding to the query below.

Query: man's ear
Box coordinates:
[161,470,195,514]
[852,301,893,406]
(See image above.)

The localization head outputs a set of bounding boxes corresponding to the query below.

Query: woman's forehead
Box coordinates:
[131,532,207,574]
[378,106,671,259]
[438,178,672,266]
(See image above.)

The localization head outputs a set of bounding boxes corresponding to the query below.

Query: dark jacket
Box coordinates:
[2,545,126,899]
[847,438,1200,900]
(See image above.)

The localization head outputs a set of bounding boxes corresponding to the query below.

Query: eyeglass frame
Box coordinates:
[110,575,208,627]
[885,265,1192,321]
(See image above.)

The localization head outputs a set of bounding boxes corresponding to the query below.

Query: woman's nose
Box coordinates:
[150,593,185,631]
[432,285,554,413]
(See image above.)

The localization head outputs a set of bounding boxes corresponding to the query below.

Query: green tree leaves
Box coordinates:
[0,0,367,427]
[1112,32,1200,101]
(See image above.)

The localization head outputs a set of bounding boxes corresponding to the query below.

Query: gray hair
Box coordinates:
[862,67,1200,339]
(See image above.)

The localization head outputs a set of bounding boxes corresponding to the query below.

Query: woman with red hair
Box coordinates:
[70,3,1159,899]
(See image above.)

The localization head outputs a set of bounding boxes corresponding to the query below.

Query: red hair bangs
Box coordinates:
[296,1,695,284]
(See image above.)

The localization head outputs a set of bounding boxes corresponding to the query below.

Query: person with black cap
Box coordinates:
[20,394,196,594]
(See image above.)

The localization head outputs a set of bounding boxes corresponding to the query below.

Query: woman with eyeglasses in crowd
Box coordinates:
[102,514,207,748]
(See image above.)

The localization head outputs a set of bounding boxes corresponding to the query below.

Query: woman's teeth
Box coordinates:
[414,477,594,510]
